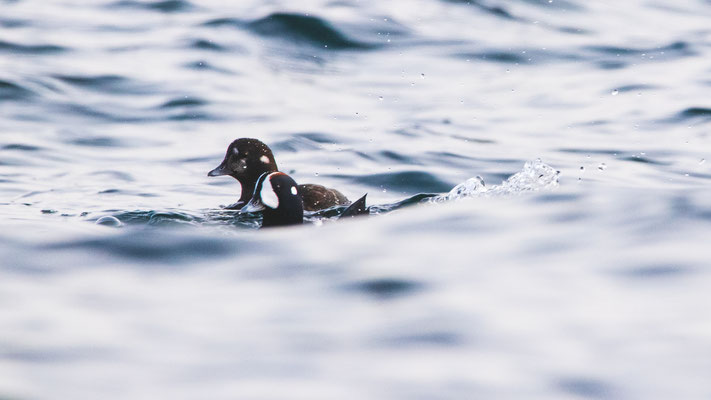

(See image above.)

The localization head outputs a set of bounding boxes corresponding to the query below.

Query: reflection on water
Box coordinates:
[1,0,711,399]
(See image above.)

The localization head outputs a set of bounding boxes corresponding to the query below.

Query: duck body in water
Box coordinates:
[241,172,304,228]
[208,138,349,211]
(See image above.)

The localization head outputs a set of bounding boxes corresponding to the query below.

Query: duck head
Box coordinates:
[208,138,278,203]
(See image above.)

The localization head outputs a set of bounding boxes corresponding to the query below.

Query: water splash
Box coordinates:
[430,159,559,202]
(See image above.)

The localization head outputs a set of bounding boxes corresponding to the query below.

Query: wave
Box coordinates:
[246,13,376,50]
[0,79,35,101]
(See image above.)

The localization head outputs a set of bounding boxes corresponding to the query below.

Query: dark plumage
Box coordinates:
[208,138,349,211]
[241,172,304,227]
[339,194,369,218]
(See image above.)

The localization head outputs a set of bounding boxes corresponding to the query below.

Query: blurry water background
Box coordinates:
[2,0,711,398]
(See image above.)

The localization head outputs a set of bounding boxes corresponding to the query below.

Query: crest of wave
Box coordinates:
[431,159,560,203]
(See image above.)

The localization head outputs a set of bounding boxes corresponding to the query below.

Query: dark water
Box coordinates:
[2,0,711,398]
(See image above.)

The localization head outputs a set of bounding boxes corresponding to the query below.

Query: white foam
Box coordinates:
[431,159,559,203]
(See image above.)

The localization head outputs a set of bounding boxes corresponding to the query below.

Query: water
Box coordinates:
[2,0,711,398]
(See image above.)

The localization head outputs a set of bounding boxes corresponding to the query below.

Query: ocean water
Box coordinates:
[2,0,711,398]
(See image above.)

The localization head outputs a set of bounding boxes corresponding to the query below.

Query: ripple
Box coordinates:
[342,171,454,194]
[558,148,621,155]
[158,96,207,109]
[379,331,463,347]
[345,278,423,300]
[619,155,670,166]
[65,136,155,148]
[109,0,195,13]
[586,40,695,69]
[44,229,246,265]
[615,83,659,93]
[1,143,42,151]
[619,264,691,279]
[270,132,342,152]
[246,13,375,50]
[558,377,614,399]
[587,41,691,56]
[201,17,243,29]
[673,107,711,122]
[0,18,28,28]
[166,111,215,121]
[182,60,234,74]
[443,0,520,21]
[378,150,417,164]
[53,74,153,95]
[89,170,134,182]
[0,40,66,54]
[188,39,227,52]
[456,48,582,64]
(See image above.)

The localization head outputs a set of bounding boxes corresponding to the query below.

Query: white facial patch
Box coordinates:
[290,186,297,196]
[260,155,270,164]
[260,174,280,209]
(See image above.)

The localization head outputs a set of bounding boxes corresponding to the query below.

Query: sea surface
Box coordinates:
[2,0,711,399]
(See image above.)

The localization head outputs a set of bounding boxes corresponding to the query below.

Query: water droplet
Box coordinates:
[420,73,425,79]
[598,163,607,171]
[700,158,706,165]
[580,166,585,172]
[378,96,383,101]
[611,89,619,96]
[314,172,319,176]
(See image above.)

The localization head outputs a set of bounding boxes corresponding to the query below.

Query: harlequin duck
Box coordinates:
[242,173,367,227]
[208,138,349,211]
[241,172,303,227]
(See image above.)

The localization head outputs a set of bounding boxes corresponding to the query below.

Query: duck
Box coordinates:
[241,171,304,227]
[339,193,369,218]
[208,138,350,211]
[241,172,368,228]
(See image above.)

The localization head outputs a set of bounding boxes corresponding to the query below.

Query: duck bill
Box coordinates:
[207,161,229,177]
[240,197,266,213]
